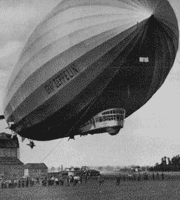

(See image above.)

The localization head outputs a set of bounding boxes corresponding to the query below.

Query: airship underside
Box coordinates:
[2,0,179,141]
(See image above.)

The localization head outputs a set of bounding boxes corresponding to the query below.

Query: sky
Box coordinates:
[0,0,180,169]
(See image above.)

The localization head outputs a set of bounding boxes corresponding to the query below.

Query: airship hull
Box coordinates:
[3,0,179,141]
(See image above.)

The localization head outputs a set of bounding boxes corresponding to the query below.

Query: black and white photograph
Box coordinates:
[0,0,179,199]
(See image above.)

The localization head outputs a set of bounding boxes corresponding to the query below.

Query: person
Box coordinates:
[98,175,104,186]
[133,173,136,181]
[26,177,29,187]
[116,174,120,186]
[55,177,58,186]
[152,172,155,180]
[69,175,74,186]
[85,174,88,183]
[59,176,64,186]
[79,175,82,184]
[73,176,80,186]
[161,172,164,180]
[138,173,141,181]
[66,175,70,186]
[156,172,160,180]
[144,172,148,180]
[123,174,126,181]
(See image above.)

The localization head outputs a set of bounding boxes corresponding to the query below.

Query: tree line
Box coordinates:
[149,155,180,171]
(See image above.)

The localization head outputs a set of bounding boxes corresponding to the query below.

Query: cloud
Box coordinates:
[0,41,23,98]
[0,1,60,43]
[0,5,36,42]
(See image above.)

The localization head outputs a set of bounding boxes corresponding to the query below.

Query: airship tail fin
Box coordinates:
[0,115,5,120]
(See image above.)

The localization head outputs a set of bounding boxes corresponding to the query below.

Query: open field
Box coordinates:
[1,176,180,200]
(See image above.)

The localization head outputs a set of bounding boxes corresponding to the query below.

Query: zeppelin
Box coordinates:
[2,0,179,141]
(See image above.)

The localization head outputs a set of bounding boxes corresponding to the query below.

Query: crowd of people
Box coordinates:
[115,172,165,185]
[0,172,165,189]
[0,173,93,189]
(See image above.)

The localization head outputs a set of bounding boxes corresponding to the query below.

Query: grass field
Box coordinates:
[1,177,180,200]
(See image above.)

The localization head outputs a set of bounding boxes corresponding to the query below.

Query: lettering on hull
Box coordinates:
[44,64,81,94]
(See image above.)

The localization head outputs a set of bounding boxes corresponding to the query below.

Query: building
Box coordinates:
[24,163,48,178]
[0,132,20,158]
[0,157,24,179]
[0,132,24,179]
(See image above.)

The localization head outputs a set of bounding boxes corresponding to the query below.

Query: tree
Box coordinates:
[50,166,56,172]
[150,154,180,172]
[155,163,159,166]
[98,166,103,171]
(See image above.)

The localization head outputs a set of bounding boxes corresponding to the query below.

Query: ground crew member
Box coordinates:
[116,175,120,186]
[99,175,104,186]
